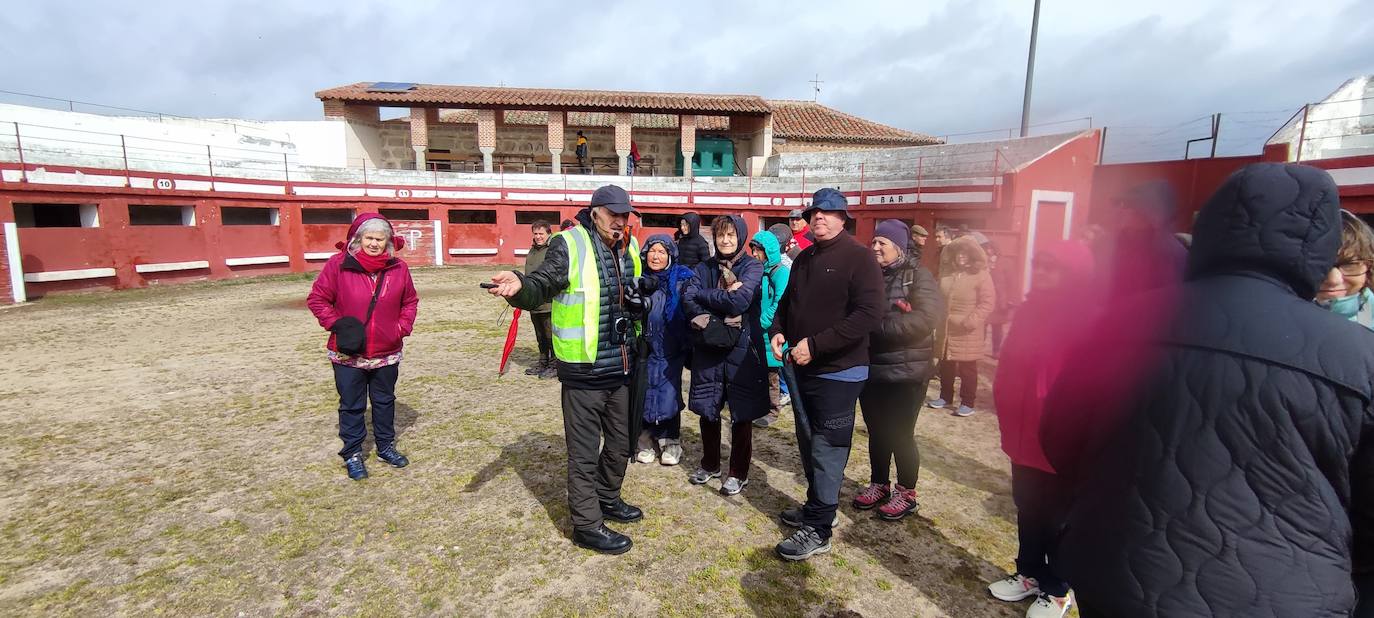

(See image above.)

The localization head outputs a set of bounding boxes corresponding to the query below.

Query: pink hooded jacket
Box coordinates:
[306,213,419,359]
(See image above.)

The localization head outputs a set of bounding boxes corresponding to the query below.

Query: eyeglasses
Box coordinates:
[1337,261,1371,277]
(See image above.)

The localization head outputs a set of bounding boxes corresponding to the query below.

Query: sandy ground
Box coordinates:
[0,266,1051,617]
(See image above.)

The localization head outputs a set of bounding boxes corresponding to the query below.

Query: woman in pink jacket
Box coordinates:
[986,240,1094,617]
[307,213,419,481]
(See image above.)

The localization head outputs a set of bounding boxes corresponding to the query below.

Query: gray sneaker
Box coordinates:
[953,405,976,417]
[780,507,839,528]
[689,467,721,485]
[720,476,749,496]
[775,525,831,561]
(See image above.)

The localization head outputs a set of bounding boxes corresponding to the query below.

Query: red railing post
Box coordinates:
[859,163,865,206]
[916,156,924,204]
[120,134,130,186]
[1295,104,1310,162]
[362,159,368,188]
[206,145,215,182]
[801,167,807,202]
[14,122,26,183]
[283,152,290,183]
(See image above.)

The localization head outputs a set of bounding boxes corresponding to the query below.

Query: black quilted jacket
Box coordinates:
[1042,163,1374,617]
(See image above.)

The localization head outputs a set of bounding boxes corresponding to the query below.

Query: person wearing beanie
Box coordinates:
[770,188,885,561]
[851,219,944,521]
[306,213,420,481]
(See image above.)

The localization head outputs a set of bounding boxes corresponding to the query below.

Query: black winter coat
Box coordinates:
[683,215,770,424]
[1042,163,1374,617]
[869,257,943,383]
[507,208,639,390]
[676,212,712,269]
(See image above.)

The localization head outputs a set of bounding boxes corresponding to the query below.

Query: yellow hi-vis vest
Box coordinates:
[551,225,642,363]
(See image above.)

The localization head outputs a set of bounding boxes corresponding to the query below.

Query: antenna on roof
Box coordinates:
[809,74,824,102]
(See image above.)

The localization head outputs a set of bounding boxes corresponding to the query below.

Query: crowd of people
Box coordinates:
[307,161,1374,617]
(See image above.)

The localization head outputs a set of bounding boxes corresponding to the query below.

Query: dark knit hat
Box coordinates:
[874,219,910,253]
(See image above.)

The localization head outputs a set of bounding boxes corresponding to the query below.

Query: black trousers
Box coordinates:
[1012,464,1070,597]
[645,414,680,440]
[529,312,553,361]
[793,376,864,541]
[333,363,399,459]
[859,380,925,488]
[562,384,632,530]
[937,359,979,406]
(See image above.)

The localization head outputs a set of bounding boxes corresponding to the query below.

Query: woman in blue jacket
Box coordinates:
[748,229,790,427]
[684,215,770,496]
[636,235,698,466]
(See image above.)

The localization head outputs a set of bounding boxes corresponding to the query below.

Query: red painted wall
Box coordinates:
[1091,155,1263,232]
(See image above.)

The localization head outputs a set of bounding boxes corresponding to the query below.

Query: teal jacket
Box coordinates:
[1318,288,1374,331]
[751,230,791,368]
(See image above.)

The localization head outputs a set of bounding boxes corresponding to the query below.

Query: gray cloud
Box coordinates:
[0,0,1369,151]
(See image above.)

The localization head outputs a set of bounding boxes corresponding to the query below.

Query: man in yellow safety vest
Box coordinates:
[488,184,645,554]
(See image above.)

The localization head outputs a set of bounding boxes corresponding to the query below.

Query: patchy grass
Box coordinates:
[0,266,1052,616]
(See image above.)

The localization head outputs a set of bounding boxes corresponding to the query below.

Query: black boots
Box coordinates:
[572,524,632,555]
[599,498,643,523]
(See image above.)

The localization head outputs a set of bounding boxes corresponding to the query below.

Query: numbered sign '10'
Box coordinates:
[155,178,174,190]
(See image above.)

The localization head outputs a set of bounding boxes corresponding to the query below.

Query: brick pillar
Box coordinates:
[410,107,429,171]
[478,109,497,173]
[680,115,697,179]
[614,112,632,176]
[547,111,565,174]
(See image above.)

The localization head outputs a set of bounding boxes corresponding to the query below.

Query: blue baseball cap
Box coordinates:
[803,188,851,220]
[590,184,638,215]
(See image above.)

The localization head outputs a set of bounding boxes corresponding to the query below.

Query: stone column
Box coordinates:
[680,114,697,179]
[410,107,429,171]
[614,112,632,176]
[478,109,497,173]
[547,111,565,174]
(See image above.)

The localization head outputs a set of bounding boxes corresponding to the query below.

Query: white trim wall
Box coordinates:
[1023,190,1075,296]
[4,222,24,303]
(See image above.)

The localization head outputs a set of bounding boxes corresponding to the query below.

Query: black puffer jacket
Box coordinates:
[1042,163,1374,617]
[869,256,943,383]
[676,212,712,269]
[508,208,639,390]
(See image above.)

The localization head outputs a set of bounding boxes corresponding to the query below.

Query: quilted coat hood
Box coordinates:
[1187,162,1341,299]
[749,229,782,269]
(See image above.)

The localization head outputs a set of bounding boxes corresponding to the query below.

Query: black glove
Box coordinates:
[622,283,647,318]
[331,316,366,356]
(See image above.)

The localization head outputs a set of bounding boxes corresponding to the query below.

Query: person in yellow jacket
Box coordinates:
[488,185,645,555]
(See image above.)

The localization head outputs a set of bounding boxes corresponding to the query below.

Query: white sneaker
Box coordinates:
[635,448,656,464]
[659,440,682,466]
[1025,592,1072,618]
[988,573,1040,602]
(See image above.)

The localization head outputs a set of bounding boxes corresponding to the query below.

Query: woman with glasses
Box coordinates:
[1316,211,1374,331]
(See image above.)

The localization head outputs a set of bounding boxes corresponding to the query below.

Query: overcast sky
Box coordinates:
[2,0,1370,158]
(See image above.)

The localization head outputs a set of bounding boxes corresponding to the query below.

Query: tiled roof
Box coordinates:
[425,110,730,130]
[316,82,771,114]
[767,100,938,145]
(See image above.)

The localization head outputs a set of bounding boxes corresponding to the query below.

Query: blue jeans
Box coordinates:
[626,158,636,176]
[333,363,399,459]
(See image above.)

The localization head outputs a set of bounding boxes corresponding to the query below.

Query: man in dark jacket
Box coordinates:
[675,212,712,269]
[488,185,646,555]
[523,220,556,378]
[769,188,885,561]
[1041,163,1374,617]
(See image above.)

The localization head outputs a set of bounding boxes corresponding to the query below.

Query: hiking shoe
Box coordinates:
[953,405,976,417]
[988,573,1040,602]
[720,476,749,496]
[376,445,409,468]
[1026,592,1072,618]
[852,483,890,510]
[926,398,948,409]
[775,525,831,561]
[878,485,919,520]
[344,454,368,480]
[753,413,779,428]
[780,507,839,529]
[689,467,721,485]
[523,361,544,376]
[539,365,558,380]
[659,440,683,466]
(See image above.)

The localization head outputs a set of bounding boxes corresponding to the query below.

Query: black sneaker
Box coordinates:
[377,445,409,468]
[572,524,632,555]
[524,363,543,376]
[344,454,368,480]
[599,498,644,523]
[539,365,558,380]
[775,525,831,561]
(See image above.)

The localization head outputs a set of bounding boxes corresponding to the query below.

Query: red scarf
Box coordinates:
[351,249,390,273]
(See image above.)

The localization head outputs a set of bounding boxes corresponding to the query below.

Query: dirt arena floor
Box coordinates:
[0,266,1059,617]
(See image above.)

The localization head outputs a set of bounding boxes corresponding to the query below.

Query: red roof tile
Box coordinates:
[316,82,771,114]
[767,100,938,145]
